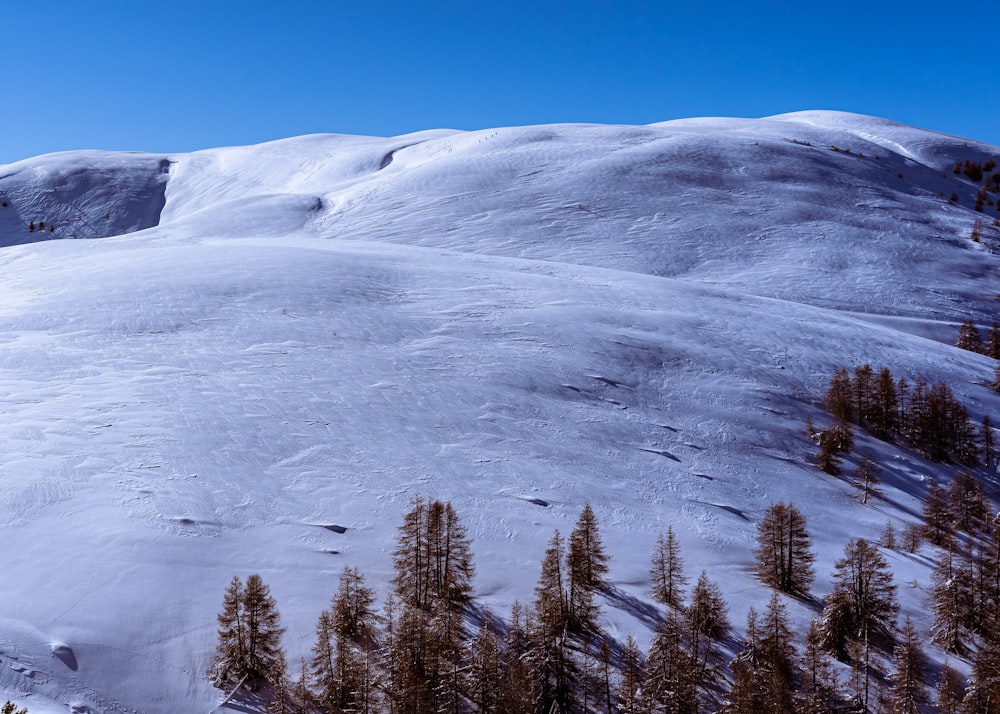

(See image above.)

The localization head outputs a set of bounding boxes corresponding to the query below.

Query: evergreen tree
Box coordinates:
[937,663,965,714]
[530,531,576,714]
[826,367,855,424]
[989,322,1000,360]
[888,617,927,714]
[853,450,881,504]
[872,366,900,439]
[391,497,475,614]
[757,591,798,712]
[962,637,1000,714]
[819,538,898,661]
[752,501,816,596]
[798,619,841,714]
[211,574,286,690]
[242,574,286,689]
[958,320,985,353]
[645,609,698,714]
[567,503,610,634]
[686,569,729,688]
[931,546,974,654]
[650,526,688,610]
[983,414,997,471]
[923,480,954,548]
[948,471,989,535]
[498,601,534,714]
[617,635,648,714]
[467,614,502,714]
[310,567,379,714]
[212,575,247,687]
[723,607,768,714]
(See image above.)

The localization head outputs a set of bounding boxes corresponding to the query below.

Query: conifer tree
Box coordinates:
[686,569,729,686]
[530,531,576,714]
[645,609,698,714]
[310,567,379,714]
[958,320,985,353]
[888,617,927,714]
[212,575,247,687]
[937,663,965,714]
[723,607,768,714]
[757,591,798,712]
[872,366,900,439]
[618,635,649,714]
[212,574,286,690]
[923,480,954,548]
[826,367,854,424]
[650,526,688,609]
[498,601,534,714]
[819,539,898,661]
[931,546,974,654]
[752,501,816,596]
[983,414,997,471]
[242,574,286,689]
[989,322,1000,360]
[798,619,841,714]
[567,503,609,634]
[391,497,475,614]
[467,614,502,714]
[853,450,881,504]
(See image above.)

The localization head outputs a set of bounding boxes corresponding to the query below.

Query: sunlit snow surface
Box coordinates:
[0,111,998,711]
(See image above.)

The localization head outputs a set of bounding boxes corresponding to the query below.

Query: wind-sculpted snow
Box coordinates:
[0,152,170,247]
[0,112,997,711]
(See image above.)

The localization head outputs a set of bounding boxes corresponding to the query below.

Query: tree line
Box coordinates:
[207,489,1000,713]
[815,364,991,471]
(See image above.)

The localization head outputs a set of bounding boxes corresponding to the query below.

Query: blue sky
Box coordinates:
[2,1,996,163]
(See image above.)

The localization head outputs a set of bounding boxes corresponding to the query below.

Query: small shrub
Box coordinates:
[28,221,34,232]
[897,171,904,179]
[949,192,958,204]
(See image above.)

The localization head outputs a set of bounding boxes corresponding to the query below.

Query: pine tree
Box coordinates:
[853,450,881,504]
[948,471,989,535]
[931,546,974,654]
[212,575,247,687]
[880,520,897,550]
[757,591,798,712]
[391,497,475,614]
[989,322,1000,360]
[650,526,688,609]
[819,538,898,661]
[310,567,379,714]
[798,619,841,714]
[888,617,927,714]
[242,574,286,689]
[958,320,985,353]
[826,367,855,424]
[616,635,648,714]
[530,531,576,714]
[937,663,965,714]
[566,503,609,634]
[211,574,286,690]
[498,601,534,714]
[723,607,768,714]
[686,569,729,688]
[872,366,900,439]
[983,414,997,471]
[645,609,698,714]
[962,637,1000,714]
[923,480,954,548]
[752,501,816,596]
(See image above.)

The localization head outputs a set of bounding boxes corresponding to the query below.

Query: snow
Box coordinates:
[0,111,996,710]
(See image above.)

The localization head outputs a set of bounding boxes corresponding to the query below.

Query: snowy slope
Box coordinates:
[0,112,996,711]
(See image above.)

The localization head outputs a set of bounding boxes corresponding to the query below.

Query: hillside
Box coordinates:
[0,111,997,712]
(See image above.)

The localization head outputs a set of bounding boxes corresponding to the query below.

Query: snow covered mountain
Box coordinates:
[0,111,997,712]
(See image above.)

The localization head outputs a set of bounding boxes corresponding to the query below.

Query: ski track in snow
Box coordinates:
[0,111,996,710]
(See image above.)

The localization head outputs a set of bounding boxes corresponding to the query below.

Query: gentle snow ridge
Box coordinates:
[0,112,996,711]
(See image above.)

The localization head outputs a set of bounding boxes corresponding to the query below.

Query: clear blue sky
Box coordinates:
[2,0,996,164]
